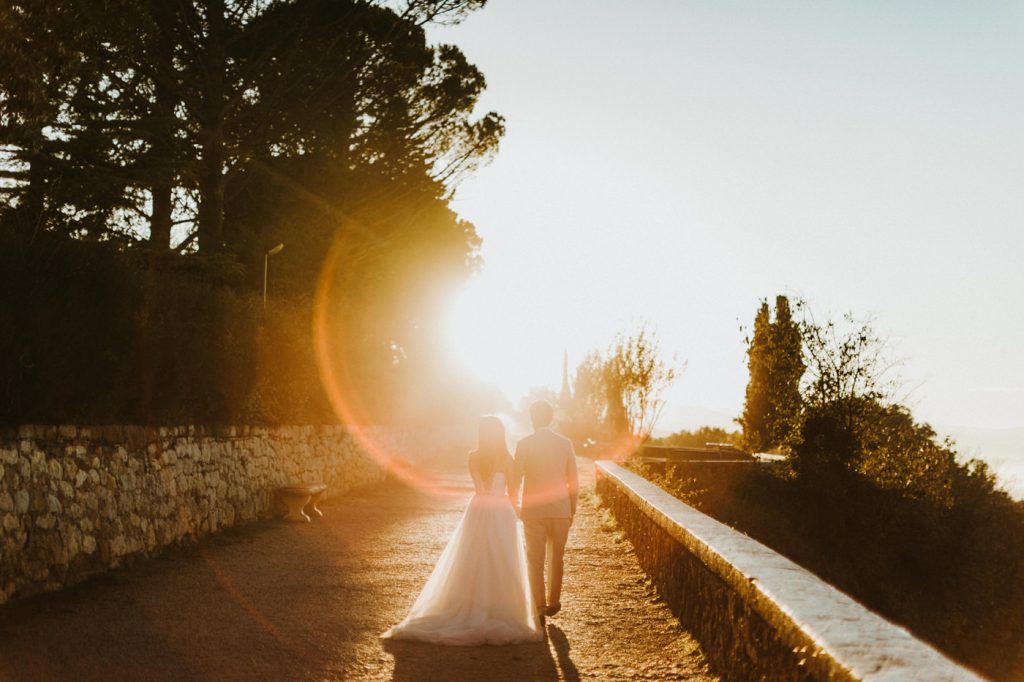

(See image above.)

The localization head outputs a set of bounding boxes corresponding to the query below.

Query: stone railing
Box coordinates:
[0,424,391,605]
[595,461,985,681]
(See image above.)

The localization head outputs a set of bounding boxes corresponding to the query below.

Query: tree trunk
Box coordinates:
[197,126,225,252]
[15,128,47,238]
[197,0,226,253]
[147,0,176,249]
[149,175,173,248]
[148,84,174,248]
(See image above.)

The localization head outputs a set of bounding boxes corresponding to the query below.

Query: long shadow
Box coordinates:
[385,636,559,681]
[0,474,446,680]
[547,624,580,682]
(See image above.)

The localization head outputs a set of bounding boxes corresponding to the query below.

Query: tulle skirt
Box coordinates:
[382,494,543,646]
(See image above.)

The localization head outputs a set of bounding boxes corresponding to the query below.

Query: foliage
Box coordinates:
[739,301,771,452]
[563,351,606,445]
[767,296,803,446]
[566,327,681,443]
[605,327,680,439]
[0,232,331,424]
[0,0,500,426]
[739,295,803,453]
[631,452,1024,681]
[0,0,500,251]
[684,295,1024,678]
[797,304,900,412]
[628,458,708,508]
[651,426,742,448]
[786,303,904,476]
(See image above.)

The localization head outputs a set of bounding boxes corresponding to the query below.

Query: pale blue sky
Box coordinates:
[432,1,1024,450]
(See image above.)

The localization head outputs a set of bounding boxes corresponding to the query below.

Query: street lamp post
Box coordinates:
[263,242,285,308]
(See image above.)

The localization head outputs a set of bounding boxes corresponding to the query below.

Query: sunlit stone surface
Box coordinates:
[0,424,388,604]
[597,461,984,681]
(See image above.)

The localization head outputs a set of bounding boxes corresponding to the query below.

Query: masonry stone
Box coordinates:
[0,424,391,606]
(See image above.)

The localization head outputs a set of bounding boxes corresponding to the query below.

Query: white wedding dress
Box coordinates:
[381,470,544,645]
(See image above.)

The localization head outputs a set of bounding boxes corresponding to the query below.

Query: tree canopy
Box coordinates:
[0,0,503,426]
[565,327,681,448]
[739,295,804,453]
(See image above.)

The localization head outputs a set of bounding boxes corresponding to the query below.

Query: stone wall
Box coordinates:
[0,424,389,606]
[595,461,984,682]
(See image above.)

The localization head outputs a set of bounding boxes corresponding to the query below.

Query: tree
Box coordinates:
[0,1,134,240]
[653,426,742,448]
[604,327,680,439]
[566,327,680,444]
[564,350,606,445]
[220,0,502,421]
[797,305,900,429]
[1,0,498,253]
[0,0,503,428]
[740,301,772,452]
[788,303,903,475]
[739,295,804,453]
[766,295,804,447]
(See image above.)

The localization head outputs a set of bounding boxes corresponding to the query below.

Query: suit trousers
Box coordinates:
[522,517,571,613]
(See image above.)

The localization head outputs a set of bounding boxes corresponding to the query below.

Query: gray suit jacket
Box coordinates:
[514,428,579,519]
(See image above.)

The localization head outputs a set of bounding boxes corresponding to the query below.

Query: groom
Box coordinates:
[514,400,579,627]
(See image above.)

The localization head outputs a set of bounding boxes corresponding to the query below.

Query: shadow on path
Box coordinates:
[547,624,581,682]
[383,621,581,682]
[0,454,716,681]
[0,476,437,681]
[385,637,558,681]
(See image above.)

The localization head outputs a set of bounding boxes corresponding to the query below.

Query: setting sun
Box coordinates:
[2,1,1023,679]
[442,271,539,401]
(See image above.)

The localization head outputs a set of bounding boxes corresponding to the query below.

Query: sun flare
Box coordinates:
[443,274,525,400]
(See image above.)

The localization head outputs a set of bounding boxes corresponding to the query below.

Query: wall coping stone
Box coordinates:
[596,460,984,681]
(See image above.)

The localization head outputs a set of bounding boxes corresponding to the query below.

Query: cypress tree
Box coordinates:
[767,295,804,448]
[741,296,806,453]
[741,301,772,452]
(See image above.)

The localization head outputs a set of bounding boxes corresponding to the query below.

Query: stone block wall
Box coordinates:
[0,424,389,605]
[596,461,983,682]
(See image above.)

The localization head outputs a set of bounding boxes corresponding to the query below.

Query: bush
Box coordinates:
[629,443,1024,680]
[0,233,332,425]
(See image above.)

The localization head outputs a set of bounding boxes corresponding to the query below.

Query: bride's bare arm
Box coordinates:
[506,455,520,507]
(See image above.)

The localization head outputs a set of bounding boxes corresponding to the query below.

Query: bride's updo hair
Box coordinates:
[474,415,511,484]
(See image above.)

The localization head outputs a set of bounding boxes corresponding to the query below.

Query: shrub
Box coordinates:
[0,233,331,425]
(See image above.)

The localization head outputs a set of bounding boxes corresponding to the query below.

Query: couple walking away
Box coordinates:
[382,400,579,645]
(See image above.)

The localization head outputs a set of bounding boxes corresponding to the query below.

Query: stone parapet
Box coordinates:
[595,461,984,681]
[0,424,389,605]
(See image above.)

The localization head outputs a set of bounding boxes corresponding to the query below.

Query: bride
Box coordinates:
[382,416,544,645]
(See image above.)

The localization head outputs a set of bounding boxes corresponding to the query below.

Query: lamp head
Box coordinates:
[266,243,285,255]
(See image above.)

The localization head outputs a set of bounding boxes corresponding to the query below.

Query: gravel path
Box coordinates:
[0,456,717,681]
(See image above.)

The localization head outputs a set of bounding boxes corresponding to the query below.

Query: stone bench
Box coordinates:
[277,483,327,523]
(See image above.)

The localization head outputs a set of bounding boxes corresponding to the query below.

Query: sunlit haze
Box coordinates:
[434,1,1024,465]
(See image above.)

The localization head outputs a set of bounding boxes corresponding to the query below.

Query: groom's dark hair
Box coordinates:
[529,400,554,428]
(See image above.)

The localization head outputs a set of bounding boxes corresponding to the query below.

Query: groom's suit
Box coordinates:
[514,427,579,616]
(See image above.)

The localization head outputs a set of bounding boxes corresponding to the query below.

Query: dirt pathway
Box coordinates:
[0,456,717,681]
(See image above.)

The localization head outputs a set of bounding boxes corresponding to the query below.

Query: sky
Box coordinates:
[429,1,1024,462]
